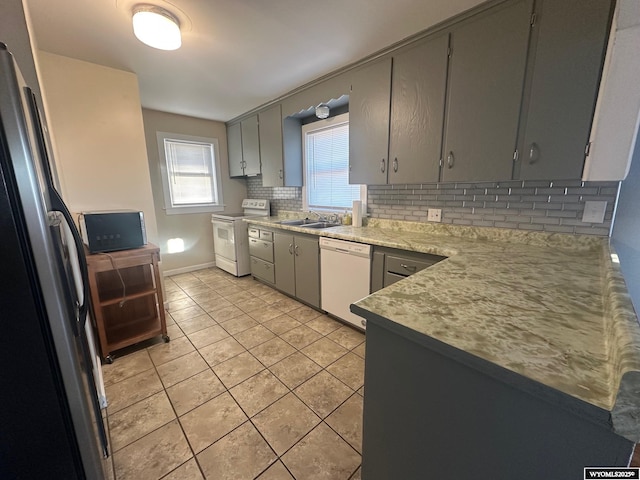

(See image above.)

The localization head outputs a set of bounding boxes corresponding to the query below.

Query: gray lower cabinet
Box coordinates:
[359,320,634,479]
[249,227,275,284]
[371,246,446,293]
[441,0,532,182]
[515,0,612,180]
[274,231,320,308]
[228,115,261,177]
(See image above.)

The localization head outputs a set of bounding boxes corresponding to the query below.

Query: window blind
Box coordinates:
[164,139,218,206]
[305,122,360,210]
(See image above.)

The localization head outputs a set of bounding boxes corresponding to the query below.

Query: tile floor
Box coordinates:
[102,267,365,480]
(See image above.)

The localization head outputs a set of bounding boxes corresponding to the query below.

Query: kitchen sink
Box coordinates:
[277,218,317,226]
[301,222,342,229]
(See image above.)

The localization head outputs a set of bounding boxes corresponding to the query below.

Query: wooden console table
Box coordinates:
[85,243,169,363]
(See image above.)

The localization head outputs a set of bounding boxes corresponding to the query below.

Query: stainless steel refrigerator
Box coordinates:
[0,43,109,478]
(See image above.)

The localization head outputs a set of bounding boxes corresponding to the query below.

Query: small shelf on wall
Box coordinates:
[85,244,168,363]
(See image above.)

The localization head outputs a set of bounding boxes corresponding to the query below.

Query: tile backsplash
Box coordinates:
[247,177,619,236]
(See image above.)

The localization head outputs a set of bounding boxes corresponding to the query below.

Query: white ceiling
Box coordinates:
[25,0,486,122]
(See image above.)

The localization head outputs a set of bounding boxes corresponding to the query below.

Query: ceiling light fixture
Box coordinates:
[132,5,182,51]
[315,104,330,119]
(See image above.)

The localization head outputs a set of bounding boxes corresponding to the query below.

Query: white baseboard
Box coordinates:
[162,261,216,277]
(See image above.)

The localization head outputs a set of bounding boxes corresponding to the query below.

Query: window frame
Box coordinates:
[156,131,224,215]
[301,112,366,213]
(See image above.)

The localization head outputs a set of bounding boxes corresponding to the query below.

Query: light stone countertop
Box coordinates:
[246,215,640,441]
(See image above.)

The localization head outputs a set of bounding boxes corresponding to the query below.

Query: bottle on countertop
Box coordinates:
[343,210,352,225]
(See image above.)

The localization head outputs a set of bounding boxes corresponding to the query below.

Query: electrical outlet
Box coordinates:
[582,201,607,224]
[427,208,442,222]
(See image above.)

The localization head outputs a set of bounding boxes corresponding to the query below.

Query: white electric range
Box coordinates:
[211,199,270,276]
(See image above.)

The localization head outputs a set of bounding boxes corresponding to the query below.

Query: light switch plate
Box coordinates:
[582,201,607,223]
[427,208,442,222]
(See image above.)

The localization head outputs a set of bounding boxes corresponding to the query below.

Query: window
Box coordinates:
[302,113,365,212]
[156,132,224,214]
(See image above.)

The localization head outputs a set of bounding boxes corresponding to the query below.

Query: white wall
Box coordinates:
[141,108,247,274]
[36,52,158,245]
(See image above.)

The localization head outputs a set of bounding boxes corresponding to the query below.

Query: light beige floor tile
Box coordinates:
[210,305,245,323]
[357,385,364,396]
[230,370,289,417]
[250,337,296,367]
[166,323,185,340]
[326,393,363,453]
[326,352,365,390]
[198,297,233,313]
[306,315,343,335]
[224,291,254,305]
[161,458,204,480]
[234,324,276,349]
[280,325,322,350]
[105,367,163,414]
[269,352,322,389]
[102,350,153,386]
[167,297,197,312]
[327,326,365,350]
[249,282,279,297]
[109,391,176,451]
[237,296,270,314]
[164,279,181,293]
[165,290,189,302]
[187,324,229,349]
[259,291,290,305]
[269,297,303,313]
[170,305,206,323]
[113,420,192,480]
[219,314,259,335]
[157,351,208,388]
[148,336,195,367]
[288,305,323,323]
[262,314,303,335]
[212,351,265,388]
[352,342,366,359]
[256,460,294,480]
[198,335,245,365]
[281,423,361,480]
[350,467,362,480]
[166,369,226,416]
[252,393,320,455]
[197,422,276,480]
[179,392,248,453]
[181,284,213,296]
[214,284,242,297]
[294,371,353,418]
[177,314,217,335]
[165,314,176,326]
[301,337,348,368]
[188,290,223,305]
[248,306,285,323]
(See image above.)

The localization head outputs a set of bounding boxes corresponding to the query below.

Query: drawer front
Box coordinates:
[249,237,274,262]
[248,227,260,239]
[386,255,434,276]
[251,257,275,284]
[384,271,407,288]
[259,230,273,241]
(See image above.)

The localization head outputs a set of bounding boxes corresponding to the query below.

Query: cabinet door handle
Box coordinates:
[447,151,454,169]
[528,142,540,165]
[380,158,386,173]
[294,245,299,256]
[278,169,283,179]
[400,263,417,271]
[393,157,398,173]
[289,243,293,255]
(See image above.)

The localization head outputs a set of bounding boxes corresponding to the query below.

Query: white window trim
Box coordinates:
[156,131,224,215]
[301,112,366,213]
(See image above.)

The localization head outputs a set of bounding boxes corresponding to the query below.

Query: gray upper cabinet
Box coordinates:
[515,0,612,180]
[241,115,261,176]
[441,0,533,182]
[227,122,244,177]
[259,105,285,187]
[389,34,449,184]
[349,58,392,185]
[228,115,261,177]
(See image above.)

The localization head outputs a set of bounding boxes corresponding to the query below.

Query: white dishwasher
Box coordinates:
[320,237,371,330]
